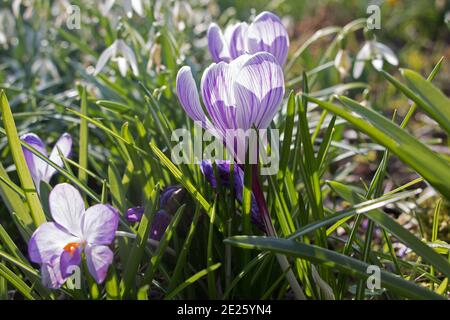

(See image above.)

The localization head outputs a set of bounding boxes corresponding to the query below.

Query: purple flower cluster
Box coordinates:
[125,186,184,240]
[176,11,289,232]
[200,160,265,231]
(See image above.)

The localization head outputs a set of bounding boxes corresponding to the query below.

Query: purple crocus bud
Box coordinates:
[21,132,72,190]
[177,52,284,140]
[200,160,265,231]
[200,160,232,188]
[126,206,144,223]
[207,11,289,66]
[150,210,172,241]
[28,183,119,288]
[160,185,185,214]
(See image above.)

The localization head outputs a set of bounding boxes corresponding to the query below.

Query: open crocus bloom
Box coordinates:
[207,11,289,66]
[353,39,398,79]
[21,133,72,190]
[94,39,139,77]
[176,51,284,149]
[28,183,119,288]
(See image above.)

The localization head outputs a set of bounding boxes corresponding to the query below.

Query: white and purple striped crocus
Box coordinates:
[28,183,119,288]
[207,11,289,66]
[176,51,284,145]
[21,133,72,190]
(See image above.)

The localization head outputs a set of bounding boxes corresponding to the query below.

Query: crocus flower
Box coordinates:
[160,185,185,214]
[125,206,172,240]
[94,39,139,77]
[99,0,144,18]
[207,11,289,66]
[176,51,284,149]
[126,206,144,223]
[150,210,172,241]
[200,160,265,231]
[28,183,119,288]
[353,38,398,79]
[21,133,72,190]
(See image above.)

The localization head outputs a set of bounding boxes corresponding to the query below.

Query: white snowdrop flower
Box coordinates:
[99,0,144,18]
[94,39,139,77]
[334,49,351,78]
[353,39,398,79]
[31,57,60,81]
[0,9,15,49]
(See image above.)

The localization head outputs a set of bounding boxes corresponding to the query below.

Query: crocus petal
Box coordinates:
[229,22,249,59]
[41,256,65,289]
[21,133,48,188]
[207,23,231,63]
[201,61,239,134]
[82,204,119,245]
[94,41,117,75]
[233,52,285,129]
[176,66,211,130]
[126,206,144,223]
[160,185,183,209]
[49,183,85,237]
[60,246,82,278]
[28,222,79,264]
[247,11,289,66]
[353,42,371,79]
[200,160,232,188]
[43,133,72,183]
[150,210,172,241]
[85,245,113,284]
[375,42,398,66]
[200,161,266,232]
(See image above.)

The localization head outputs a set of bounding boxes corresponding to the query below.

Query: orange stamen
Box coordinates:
[63,242,80,257]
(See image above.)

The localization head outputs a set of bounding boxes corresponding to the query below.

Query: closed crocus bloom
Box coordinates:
[200,160,265,231]
[126,207,172,240]
[94,39,139,77]
[160,185,185,214]
[126,206,144,223]
[21,133,72,190]
[207,11,289,66]
[176,52,284,145]
[150,210,172,241]
[28,183,119,288]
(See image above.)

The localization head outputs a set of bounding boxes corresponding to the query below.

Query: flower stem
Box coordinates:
[251,164,306,300]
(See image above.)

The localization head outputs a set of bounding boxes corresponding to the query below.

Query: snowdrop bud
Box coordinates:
[334,49,351,78]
